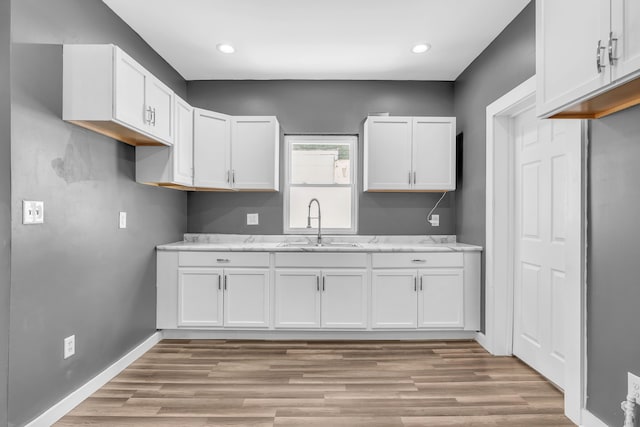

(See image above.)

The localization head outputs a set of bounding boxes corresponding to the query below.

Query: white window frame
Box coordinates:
[283,135,358,235]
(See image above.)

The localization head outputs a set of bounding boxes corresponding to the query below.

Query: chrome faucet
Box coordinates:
[306,198,322,245]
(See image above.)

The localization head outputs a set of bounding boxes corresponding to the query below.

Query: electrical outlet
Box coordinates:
[247,213,259,225]
[64,335,75,359]
[629,372,640,402]
[429,214,440,227]
[119,212,127,229]
[23,200,44,225]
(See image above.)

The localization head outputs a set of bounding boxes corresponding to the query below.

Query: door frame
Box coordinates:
[481,75,587,425]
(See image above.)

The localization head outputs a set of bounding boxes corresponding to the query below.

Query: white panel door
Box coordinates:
[412,117,456,190]
[321,270,368,329]
[173,96,193,186]
[223,269,270,328]
[417,269,464,328]
[145,75,174,144]
[177,268,223,327]
[113,48,147,132]
[513,106,580,388]
[274,269,321,328]
[537,0,611,116]
[231,117,279,190]
[611,0,640,81]
[193,109,231,189]
[371,270,417,328]
[364,117,413,190]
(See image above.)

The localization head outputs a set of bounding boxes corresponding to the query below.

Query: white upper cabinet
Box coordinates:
[193,112,280,191]
[537,0,640,118]
[231,117,280,191]
[64,44,175,146]
[193,109,232,189]
[364,116,456,192]
[364,117,413,191]
[412,117,456,191]
[136,95,194,187]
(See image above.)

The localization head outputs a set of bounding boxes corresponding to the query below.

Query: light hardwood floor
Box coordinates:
[57,340,574,426]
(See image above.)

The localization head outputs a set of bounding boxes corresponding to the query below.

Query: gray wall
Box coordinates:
[187,80,456,235]
[453,2,535,330]
[453,1,535,247]
[8,1,187,425]
[0,0,11,424]
[587,104,640,425]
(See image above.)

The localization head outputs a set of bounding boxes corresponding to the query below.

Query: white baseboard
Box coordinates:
[581,408,610,427]
[25,331,163,427]
[475,331,491,353]
[162,329,477,341]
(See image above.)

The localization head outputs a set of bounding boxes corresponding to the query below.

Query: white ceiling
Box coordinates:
[102,0,530,81]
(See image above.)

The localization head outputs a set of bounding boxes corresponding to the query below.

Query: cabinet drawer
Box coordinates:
[372,253,463,268]
[275,253,367,268]
[178,252,269,267]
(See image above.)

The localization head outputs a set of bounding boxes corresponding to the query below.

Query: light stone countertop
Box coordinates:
[157,234,482,253]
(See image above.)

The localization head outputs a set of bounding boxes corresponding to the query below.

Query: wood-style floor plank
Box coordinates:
[56,340,574,426]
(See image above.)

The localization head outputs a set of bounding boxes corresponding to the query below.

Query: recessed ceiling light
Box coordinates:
[216,43,235,54]
[411,43,431,54]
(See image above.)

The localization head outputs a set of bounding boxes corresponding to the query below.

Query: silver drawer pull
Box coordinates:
[216,258,230,263]
[411,259,427,263]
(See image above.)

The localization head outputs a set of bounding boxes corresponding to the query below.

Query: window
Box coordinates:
[284,135,357,234]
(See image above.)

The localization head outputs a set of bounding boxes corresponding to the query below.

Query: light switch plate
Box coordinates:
[247,213,259,225]
[119,212,127,229]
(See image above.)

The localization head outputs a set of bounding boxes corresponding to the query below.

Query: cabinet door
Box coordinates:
[231,117,279,190]
[145,75,174,144]
[274,269,321,328]
[173,96,193,186]
[321,270,368,329]
[113,47,147,133]
[611,0,640,81]
[364,117,413,191]
[536,0,611,117]
[177,268,223,327]
[193,109,232,189]
[223,269,270,328]
[412,117,456,191]
[371,270,417,329]
[417,269,464,329]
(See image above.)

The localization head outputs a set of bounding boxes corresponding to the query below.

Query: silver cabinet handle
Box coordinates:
[596,40,606,73]
[226,170,230,183]
[414,277,417,292]
[151,107,156,126]
[144,105,153,124]
[413,171,416,184]
[216,258,230,263]
[316,275,320,292]
[224,275,227,290]
[408,171,412,185]
[322,276,325,292]
[411,259,427,263]
[608,32,618,65]
[420,276,423,291]
[232,170,235,184]
[218,275,221,290]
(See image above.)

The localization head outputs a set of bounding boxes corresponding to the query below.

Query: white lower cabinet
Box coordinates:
[372,268,464,329]
[177,267,269,328]
[275,269,367,329]
[178,268,223,327]
[158,250,480,333]
[372,270,418,328]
